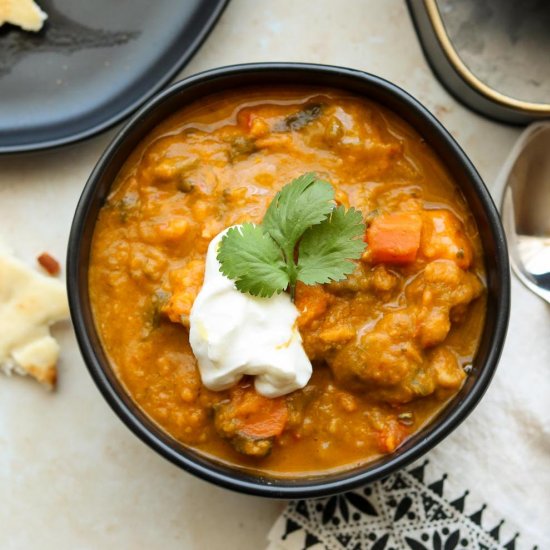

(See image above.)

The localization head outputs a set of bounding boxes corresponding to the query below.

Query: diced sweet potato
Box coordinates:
[420,210,473,269]
[366,212,422,264]
[294,283,332,328]
[161,259,205,325]
[410,260,484,348]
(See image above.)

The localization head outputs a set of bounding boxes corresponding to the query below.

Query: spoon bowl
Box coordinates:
[500,122,550,304]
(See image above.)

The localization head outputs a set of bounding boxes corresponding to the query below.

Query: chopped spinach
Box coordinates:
[144,289,171,335]
[112,193,139,223]
[228,136,257,161]
[276,103,324,132]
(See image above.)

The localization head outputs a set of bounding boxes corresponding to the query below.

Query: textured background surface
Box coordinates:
[0,1,548,548]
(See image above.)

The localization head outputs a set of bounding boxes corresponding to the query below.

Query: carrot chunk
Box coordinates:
[217,385,289,441]
[366,212,422,264]
[238,394,288,439]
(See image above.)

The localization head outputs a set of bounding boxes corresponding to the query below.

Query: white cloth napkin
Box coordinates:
[267,127,550,549]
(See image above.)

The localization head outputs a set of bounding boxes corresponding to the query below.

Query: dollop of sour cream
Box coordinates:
[189,227,312,398]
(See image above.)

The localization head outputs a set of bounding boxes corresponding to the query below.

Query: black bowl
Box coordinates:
[67,63,510,498]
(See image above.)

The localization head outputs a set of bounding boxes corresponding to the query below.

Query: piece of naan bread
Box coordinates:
[0,248,68,389]
[0,0,47,32]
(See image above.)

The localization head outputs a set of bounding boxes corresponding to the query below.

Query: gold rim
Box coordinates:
[425,0,550,115]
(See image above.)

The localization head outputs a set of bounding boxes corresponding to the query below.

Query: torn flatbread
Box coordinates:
[0,248,68,389]
[0,0,48,32]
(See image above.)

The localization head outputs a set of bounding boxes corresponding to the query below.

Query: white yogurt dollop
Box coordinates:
[189,227,312,398]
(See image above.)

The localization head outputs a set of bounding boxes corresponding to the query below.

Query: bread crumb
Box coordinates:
[37,252,61,276]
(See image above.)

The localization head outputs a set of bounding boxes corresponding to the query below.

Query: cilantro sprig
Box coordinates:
[217,173,366,299]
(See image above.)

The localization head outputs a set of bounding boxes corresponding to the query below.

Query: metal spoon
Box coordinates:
[500,122,550,304]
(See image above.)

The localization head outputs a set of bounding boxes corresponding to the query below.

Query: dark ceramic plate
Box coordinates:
[0,0,228,153]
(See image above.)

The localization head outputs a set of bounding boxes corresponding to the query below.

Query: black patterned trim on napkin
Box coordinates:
[267,461,539,550]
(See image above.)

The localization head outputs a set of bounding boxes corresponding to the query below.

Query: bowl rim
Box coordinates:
[67,62,510,498]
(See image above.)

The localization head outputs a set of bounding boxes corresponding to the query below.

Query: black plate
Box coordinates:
[0,0,228,153]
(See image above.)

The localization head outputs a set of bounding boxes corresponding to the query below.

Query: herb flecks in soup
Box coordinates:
[89,88,486,475]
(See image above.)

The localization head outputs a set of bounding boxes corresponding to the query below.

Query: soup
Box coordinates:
[89,87,486,475]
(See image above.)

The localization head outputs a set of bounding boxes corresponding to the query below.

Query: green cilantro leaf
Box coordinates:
[216,174,367,299]
[216,223,289,298]
[297,206,366,285]
[263,172,334,257]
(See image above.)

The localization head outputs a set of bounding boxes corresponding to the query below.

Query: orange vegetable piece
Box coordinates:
[294,282,331,328]
[376,418,409,453]
[420,210,473,269]
[366,212,422,264]
[230,386,289,439]
[239,399,288,439]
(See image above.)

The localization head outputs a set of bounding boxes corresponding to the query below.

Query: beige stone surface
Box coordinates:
[0,1,544,549]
